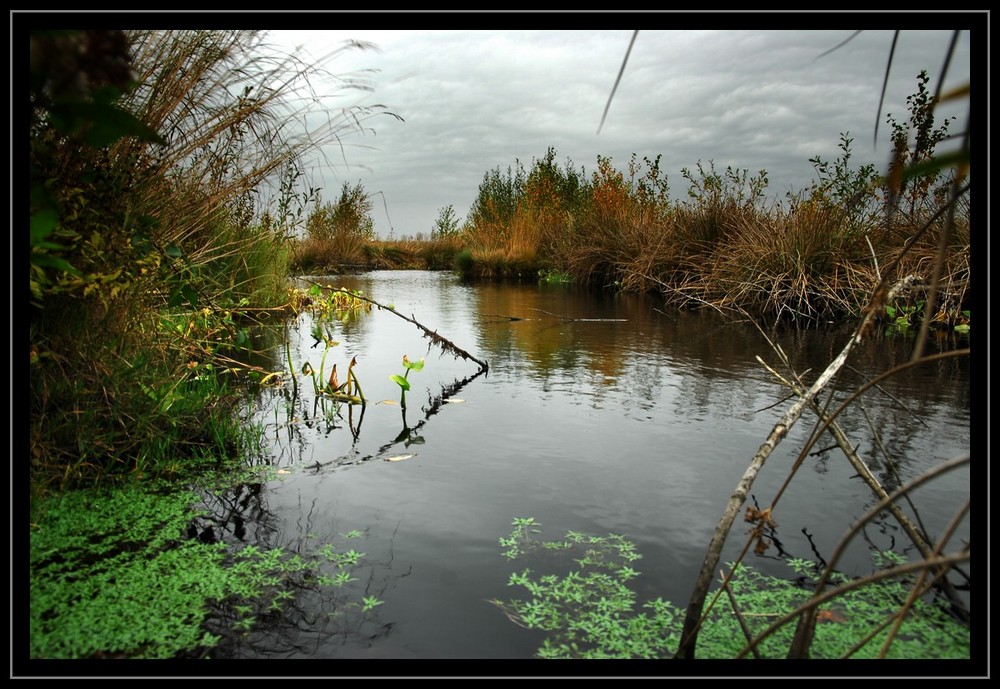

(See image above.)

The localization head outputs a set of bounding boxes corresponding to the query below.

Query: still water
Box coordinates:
[205,270,971,659]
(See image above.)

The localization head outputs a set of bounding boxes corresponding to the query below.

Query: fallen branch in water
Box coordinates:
[302,280,489,373]
[527,308,627,322]
[482,310,626,323]
[481,313,528,321]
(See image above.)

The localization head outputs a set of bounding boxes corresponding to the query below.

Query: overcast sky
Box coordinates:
[263,25,972,239]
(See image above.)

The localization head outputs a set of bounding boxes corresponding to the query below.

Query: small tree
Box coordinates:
[804,133,880,231]
[467,162,527,229]
[431,204,461,239]
[884,70,955,218]
[307,181,375,241]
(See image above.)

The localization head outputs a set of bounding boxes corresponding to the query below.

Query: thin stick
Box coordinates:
[302,280,489,373]
[720,567,762,659]
[784,455,969,658]
[527,308,627,322]
[739,549,969,660]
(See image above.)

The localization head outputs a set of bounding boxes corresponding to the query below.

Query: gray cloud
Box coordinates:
[267,26,971,237]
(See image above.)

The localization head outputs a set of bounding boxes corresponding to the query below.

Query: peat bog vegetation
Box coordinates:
[22,28,974,670]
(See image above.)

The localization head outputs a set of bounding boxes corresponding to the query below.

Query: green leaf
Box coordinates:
[30,208,59,245]
[165,243,183,259]
[30,252,81,276]
[361,595,383,612]
[390,374,410,391]
[32,241,73,251]
[181,285,199,309]
[48,101,166,147]
[167,284,200,309]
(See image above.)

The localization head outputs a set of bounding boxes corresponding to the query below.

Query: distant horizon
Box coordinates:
[262,26,972,239]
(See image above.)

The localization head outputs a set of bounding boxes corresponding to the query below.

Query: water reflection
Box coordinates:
[228,271,970,658]
[184,475,408,659]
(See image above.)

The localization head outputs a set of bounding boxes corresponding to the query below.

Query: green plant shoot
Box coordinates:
[390,355,424,410]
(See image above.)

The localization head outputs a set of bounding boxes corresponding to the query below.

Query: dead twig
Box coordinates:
[302,280,489,373]
[720,568,762,660]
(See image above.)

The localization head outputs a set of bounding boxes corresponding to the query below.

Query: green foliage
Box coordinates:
[361,595,384,612]
[626,153,671,214]
[493,520,969,660]
[884,70,956,216]
[294,181,376,269]
[453,248,475,278]
[274,159,322,240]
[522,147,588,217]
[537,269,573,284]
[28,31,166,306]
[431,204,462,239]
[715,560,969,660]
[306,181,376,242]
[286,284,370,403]
[289,284,371,320]
[468,161,527,228]
[29,483,377,658]
[805,132,880,232]
[30,487,228,659]
[416,234,465,270]
[885,300,925,333]
[492,519,680,659]
[28,29,393,486]
[680,159,769,209]
[29,312,267,489]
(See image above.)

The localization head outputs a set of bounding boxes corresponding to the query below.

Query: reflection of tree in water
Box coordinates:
[834,391,955,492]
[616,359,665,414]
[184,480,408,658]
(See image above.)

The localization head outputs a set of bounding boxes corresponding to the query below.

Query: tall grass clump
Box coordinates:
[660,131,966,325]
[563,153,675,290]
[419,235,465,270]
[462,158,532,273]
[29,29,393,490]
[697,197,867,322]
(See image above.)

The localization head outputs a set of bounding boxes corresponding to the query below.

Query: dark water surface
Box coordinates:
[209,270,971,659]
